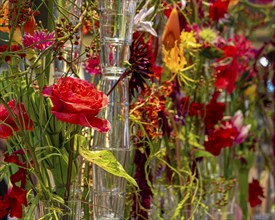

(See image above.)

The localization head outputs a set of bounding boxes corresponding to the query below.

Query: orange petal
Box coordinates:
[162,8,181,50]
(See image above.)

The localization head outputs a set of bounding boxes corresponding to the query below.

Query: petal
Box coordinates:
[51,110,80,125]
[0,124,14,139]
[79,113,111,133]
[136,21,158,37]
[41,86,54,97]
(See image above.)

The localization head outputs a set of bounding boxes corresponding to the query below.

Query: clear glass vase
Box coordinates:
[31,158,92,220]
[92,0,136,219]
[52,0,83,81]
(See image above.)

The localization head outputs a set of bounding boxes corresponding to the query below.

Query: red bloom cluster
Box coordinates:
[204,121,238,156]
[180,92,225,132]
[209,0,229,22]
[214,35,255,94]
[0,99,33,139]
[0,153,28,219]
[248,179,265,207]
[180,97,205,117]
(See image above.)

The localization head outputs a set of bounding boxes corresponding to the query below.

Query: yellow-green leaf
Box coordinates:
[79,146,138,188]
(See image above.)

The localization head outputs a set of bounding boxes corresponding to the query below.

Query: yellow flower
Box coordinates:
[162,42,187,74]
[162,43,195,85]
[180,31,201,53]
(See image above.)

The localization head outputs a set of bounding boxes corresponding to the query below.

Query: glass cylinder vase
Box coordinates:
[92,0,136,219]
[52,0,83,82]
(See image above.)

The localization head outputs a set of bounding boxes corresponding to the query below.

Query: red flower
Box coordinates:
[0,186,28,219]
[204,121,238,156]
[4,153,27,187]
[180,97,205,117]
[42,77,110,132]
[85,55,101,75]
[0,197,9,219]
[249,179,265,207]
[0,99,33,139]
[0,44,25,62]
[205,92,225,131]
[10,168,27,187]
[209,0,230,21]
[4,154,23,166]
[7,186,28,218]
[162,1,182,18]
[214,35,254,94]
[215,57,238,93]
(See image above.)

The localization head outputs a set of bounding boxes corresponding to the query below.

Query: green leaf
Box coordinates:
[79,146,138,188]
[194,150,214,158]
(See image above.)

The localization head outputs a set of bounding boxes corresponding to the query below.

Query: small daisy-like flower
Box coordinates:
[85,55,101,75]
[23,30,55,51]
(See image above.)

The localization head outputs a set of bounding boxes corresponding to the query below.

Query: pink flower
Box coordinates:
[23,30,55,50]
[231,110,251,144]
[85,56,101,75]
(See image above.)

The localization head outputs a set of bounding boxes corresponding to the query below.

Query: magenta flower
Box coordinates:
[23,30,55,51]
[84,56,101,75]
[231,110,251,144]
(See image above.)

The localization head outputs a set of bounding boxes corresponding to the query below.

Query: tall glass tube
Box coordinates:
[53,0,83,81]
[92,0,136,219]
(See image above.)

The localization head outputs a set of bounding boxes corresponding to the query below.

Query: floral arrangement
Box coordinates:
[0,0,274,219]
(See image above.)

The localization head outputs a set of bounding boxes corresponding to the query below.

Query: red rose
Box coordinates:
[42,77,110,132]
[0,99,33,139]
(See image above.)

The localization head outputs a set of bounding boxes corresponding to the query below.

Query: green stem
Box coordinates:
[238,167,249,220]
[64,137,75,216]
[45,0,54,83]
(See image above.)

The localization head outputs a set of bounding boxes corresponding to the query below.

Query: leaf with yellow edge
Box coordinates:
[79,146,138,188]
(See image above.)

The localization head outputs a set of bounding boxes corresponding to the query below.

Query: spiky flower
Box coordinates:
[127,33,153,98]
[23,30,55,51]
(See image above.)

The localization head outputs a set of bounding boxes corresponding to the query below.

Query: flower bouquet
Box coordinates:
[0,0,137,219]
[0,0,274,220]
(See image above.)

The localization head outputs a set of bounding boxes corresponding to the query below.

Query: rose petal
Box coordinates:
[51,110,80,125]
[79,113,111,132]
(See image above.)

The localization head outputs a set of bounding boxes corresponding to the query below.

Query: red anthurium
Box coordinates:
[249,179,265,208]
